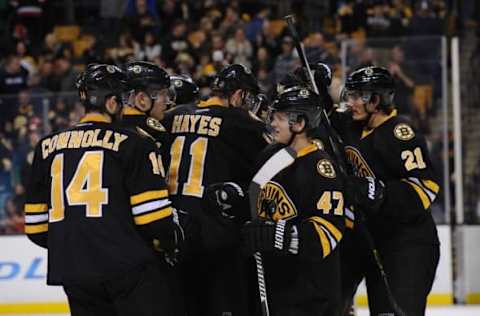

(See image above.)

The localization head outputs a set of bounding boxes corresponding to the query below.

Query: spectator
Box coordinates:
[109,32,140,64]
[15,41,36,75]
[162,20,192,65]
[244,6,269,43]
[125,0,160,43]
[225,28,253,68]
[305,32,335,65]
[273,36,299,82]
[36,58,56,91]
[0,197,23,234]
[389,0,413,36]
[219,6,242,38]
[100,0,128,46]
[41,33,61,58]
[0,55,29,95]
[409,1,443,36]
[0,55,30,122]
[137,31,162,62]
[366,2,393,38]
[389,45,415,115]
[158,0,182,37]
[257,19,281,57]
[50,56,77,93]
[252,46,273,74]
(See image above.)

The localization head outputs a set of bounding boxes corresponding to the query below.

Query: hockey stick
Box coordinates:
[283,14,348,175]
[248,146,297,316]
[283,14,407,316]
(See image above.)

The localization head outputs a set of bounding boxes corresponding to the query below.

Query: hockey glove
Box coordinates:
[242,220,299,256]
[345,176,385,214]
[204,182,245,219]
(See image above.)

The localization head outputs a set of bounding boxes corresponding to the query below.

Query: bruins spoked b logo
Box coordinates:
[394,123,415,141]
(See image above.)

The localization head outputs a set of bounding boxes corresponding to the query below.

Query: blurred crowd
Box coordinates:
[0,0,478,233]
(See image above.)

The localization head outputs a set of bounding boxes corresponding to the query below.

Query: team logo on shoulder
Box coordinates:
[317,159,336,178]
[257,181,297,221]
[394,123,415,141]
[146,117,166,132]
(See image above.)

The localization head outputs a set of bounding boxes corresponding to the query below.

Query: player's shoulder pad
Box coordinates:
[145,117,166,132]
[313,146,338,179]
[387,115,417,142]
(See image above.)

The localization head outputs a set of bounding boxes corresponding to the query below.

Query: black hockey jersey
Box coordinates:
[334,109,440,248]
[160,97,270,218]
[24,113,175,285]
[119,106,169,174]
[256,143,346,308]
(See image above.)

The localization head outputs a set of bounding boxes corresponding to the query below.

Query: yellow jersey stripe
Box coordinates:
[422,179,440,194]
[134,207,172,225]
[25,223,48,234]
[311,221,331,257]
[402,179,431,209]
[309,216,342,241]
[130,190,168,205]
[345,218,354,229]
[24,203,48,213]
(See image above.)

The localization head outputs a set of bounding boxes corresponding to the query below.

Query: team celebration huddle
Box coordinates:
[24,25,440,316]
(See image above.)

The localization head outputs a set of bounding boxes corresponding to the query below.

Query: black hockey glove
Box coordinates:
[242,220,299,256]
[345,176,385,214]
[204,182,245,219]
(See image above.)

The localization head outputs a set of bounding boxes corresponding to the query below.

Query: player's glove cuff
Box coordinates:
[345,176,385,214]
[242,220,298,256]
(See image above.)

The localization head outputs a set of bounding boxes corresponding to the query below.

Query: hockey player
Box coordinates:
[338,66,440,316]
[24,64,179,315]
[169,74,200,106]
[242,86,346,316]
[160,64,270,315]
[121,61,172,150]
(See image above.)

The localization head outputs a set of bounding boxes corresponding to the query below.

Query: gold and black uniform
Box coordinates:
[160,97,270,316]
[256,143,346,315]
[334,110,440,316]
[24,114,176,286]
[161,98,270,224]
[119,106,169,152]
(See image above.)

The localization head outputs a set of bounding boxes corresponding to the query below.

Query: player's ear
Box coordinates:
[135,91,150,112]
[367,94,381,112]
[105,96,119,115]
[292,117,306,133]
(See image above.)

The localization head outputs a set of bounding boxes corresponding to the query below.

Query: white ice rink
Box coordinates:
[357,306,480,316]
[1,306,480,316]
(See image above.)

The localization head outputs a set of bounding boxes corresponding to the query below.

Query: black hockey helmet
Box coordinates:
[343,66,395,109]
[211,64,259,95]
[170,75,199,105]
[270,86,322,130]
[125,61,170,92]
[76,63,127,111]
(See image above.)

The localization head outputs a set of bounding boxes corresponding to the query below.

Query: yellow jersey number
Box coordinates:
[50,151,108,222]
[317,191,344,216]
[168,136,208,197]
